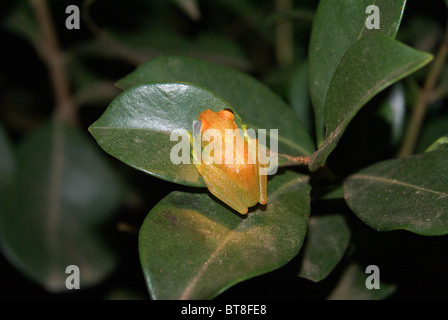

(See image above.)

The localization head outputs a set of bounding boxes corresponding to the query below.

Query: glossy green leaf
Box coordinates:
[90,82,241,187]
[343,149,448,235]
[298,214,350,282]
[139,170,311,300]
[327,262,395,300]
[309,0,407,144]
[309,35,433,171]
[116,55,315,157]
[0,120,122,292]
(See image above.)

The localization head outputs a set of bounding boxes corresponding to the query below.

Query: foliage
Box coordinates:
[1,0,448,300]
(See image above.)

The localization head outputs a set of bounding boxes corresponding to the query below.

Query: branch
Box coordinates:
[266,149,310,168]
[397,21,448,157]
[30,0,78,126]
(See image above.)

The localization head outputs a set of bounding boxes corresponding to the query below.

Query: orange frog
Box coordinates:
[191,109,267,214]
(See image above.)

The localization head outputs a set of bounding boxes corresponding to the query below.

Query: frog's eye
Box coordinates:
[193,120,202,139]
[218,109,235,121]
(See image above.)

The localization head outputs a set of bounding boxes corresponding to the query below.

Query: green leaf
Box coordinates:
[139,170,311,300]
[416,116,448,153]
[343,149,448,236]
[327,262,395,300]
[116,55,315,157]
[90,82,240,187]
[309,35,433,171]
[0,120,122,292]
[426,134,448,152]
[298,214,350,282]
[309,0,407,145]
[289,61,312,133]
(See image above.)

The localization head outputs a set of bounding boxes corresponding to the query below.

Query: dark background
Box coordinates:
[0,0,447,299]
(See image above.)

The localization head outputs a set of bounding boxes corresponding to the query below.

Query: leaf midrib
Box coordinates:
[349,174,448,198]
[91,124,312,156]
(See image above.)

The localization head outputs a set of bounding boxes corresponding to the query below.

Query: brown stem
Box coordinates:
[268,149,310,167]
[278,154,310,166]
[30,0,78,126]
[398,21,448,157]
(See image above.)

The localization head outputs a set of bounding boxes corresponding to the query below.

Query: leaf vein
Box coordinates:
[350,174,448,197]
